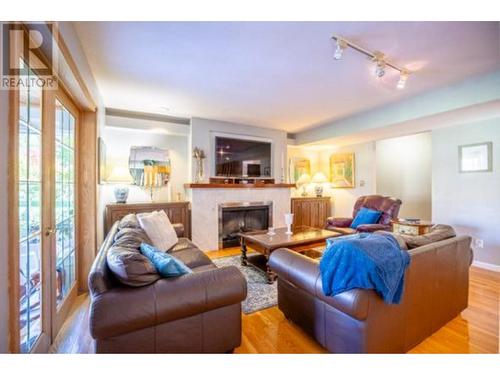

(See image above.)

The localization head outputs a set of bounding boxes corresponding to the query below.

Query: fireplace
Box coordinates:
[218,201,273,248]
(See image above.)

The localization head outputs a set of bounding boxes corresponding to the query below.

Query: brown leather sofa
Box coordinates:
[88,221,247,353]
[325,195,402,234]
[268,235,472,353]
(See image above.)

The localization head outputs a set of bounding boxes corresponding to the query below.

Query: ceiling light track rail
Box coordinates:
[332,35,411,89]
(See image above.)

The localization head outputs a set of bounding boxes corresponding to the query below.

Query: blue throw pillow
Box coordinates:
[350,207,382,229]
[140,243,192,278]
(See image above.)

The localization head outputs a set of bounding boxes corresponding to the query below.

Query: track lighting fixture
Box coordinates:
[372,52,386,78]
[334,37,348,60]
[397,70,409,89]
[331,35,411,89]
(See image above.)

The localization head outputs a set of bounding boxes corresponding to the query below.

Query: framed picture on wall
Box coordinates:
[330,152,355,188]
[459,142,492,173]
[289,157,311,183]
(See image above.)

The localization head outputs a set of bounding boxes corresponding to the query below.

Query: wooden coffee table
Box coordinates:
[239,226,342,283]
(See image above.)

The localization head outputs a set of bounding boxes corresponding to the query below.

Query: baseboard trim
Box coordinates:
[472,260,500,272]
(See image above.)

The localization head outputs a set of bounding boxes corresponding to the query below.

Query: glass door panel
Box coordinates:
[18,61,43,353]
[54,100,76,307]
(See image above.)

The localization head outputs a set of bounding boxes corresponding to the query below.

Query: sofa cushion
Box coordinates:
[375,231,409,250]
[400,224,456,249]
[138,210,179,252]
[170,238,197,252]
[170,247,213,269]
[191,263,218,273]
[113,227,152,249]
[118,213,141,230]
[106,245,160,287]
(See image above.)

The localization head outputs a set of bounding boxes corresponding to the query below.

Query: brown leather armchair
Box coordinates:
[326,195,402,234]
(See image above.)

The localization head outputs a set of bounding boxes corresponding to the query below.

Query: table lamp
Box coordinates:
[312,172,328,197]
[107,166,133,203]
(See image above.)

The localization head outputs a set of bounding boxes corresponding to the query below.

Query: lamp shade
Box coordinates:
[312,172,328,184]
[107,166,133,184]
[296,173,312,185]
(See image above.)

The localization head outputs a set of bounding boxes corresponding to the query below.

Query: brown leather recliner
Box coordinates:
[268,235,473,353]
[88,222,247,353]
[326,195,402,235]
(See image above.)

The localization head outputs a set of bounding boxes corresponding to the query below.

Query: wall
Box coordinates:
[100,116,190,208]
[432,118,500,266]
[376,132,432,220]
[0,43,9,352]
[59,22,107,248]
[190,117,288,182]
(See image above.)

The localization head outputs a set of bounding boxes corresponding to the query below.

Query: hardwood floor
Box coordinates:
[51,247,499,354]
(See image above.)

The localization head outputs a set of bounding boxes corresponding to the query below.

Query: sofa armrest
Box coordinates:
[325,217,353,228]
[356,223,392,233]
[173,223,184,237]
[90,266,247,339]
[269,248,371,321]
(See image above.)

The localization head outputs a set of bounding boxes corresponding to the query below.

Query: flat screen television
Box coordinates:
[215,136,272,177]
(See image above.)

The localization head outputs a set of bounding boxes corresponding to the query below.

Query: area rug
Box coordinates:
[212,255,277,314]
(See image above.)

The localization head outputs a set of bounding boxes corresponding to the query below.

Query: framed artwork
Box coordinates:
[289,157,311,183]
[459,142,492,173]
[98,137,107,184]
[330,153,355,188]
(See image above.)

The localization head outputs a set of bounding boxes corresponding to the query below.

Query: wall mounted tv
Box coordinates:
[215,136,272,178]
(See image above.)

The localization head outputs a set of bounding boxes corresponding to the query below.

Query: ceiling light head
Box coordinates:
[397,70,410,89]
[372,52,386,78]
[333,36,348,60]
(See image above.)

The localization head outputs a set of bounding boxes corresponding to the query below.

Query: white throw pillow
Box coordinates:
[137,210,179,252]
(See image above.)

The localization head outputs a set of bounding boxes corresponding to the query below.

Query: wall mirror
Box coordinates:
[128,146,171,187]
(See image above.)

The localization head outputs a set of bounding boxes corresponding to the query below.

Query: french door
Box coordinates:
[51,91,79,336]
[15,59,79,353]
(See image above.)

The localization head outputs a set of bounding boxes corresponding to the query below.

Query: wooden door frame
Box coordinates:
[7,22,98,353]
[7,31,22,353]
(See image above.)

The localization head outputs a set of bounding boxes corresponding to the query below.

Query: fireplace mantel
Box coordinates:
[185,183,295,189]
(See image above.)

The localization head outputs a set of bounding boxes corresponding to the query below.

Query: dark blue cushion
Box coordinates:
[140,243,192,277]
[350,207,382,229]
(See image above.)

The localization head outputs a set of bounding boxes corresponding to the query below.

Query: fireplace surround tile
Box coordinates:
[189,188,291,251]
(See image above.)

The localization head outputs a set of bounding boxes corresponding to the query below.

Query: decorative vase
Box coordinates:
[114,186,129,203]
[195,158,204,183]
[315,185,323,197]
[284,213,294,235]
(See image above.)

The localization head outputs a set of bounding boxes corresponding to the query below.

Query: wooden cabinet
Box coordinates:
[105,202,191,238]
[291,197,331,229]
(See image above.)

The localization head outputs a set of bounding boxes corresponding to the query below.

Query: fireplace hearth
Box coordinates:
[218,201,273,248]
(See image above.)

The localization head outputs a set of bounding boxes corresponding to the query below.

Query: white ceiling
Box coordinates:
[74,21,500,133]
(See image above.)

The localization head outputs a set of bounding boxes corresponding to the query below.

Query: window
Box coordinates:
[18,59,43,353]
[55,100,76,305]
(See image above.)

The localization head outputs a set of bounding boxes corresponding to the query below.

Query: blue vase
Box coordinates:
[114,186,129,203]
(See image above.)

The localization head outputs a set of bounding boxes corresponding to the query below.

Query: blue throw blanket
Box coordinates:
[320,233,410,304]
